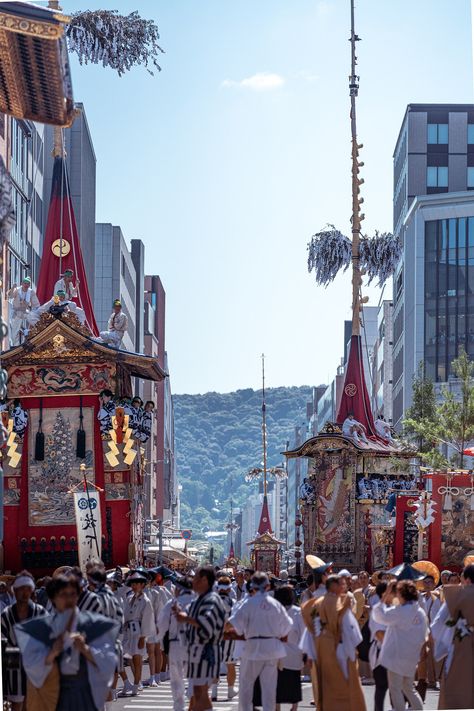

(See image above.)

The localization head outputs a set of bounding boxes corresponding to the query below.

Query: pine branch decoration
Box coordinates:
[66,10,164,76]
[360,231,402,286]
[307,226,400,287]
[307,226,351,287]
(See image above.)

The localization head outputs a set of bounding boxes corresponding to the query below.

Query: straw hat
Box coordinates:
[306,554,333,573]
[52,566,72,578]
[463,553,474,568]
[0,574,15,585]
[371,570,387,586]
[413,560,440,586]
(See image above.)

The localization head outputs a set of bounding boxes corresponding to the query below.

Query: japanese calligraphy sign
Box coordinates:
[73,491,102,571]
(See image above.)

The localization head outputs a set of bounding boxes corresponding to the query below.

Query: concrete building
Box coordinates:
[143,275,178,526]
[43,105,96,300]
[392,104,474,427]
[4,118,44,291]
[94,224,139,352]
[1,116,45,346]
[371,300,394,423]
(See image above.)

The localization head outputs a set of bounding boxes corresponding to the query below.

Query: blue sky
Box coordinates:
[66,0,473,394]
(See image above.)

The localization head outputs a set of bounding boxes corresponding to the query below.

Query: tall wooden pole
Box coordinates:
[350,0,363,337]
[261,353,268,496]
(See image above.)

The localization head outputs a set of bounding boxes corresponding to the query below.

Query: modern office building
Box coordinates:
[43,104,97,300]
[94,223,140,352]
[392,104,474,427]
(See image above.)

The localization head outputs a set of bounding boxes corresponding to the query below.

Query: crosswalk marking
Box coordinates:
[113,679,238,710]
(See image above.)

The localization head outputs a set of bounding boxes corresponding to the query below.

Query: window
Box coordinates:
[121,254,125,277]
[427,166,448,187]
[395,270,403,302]
[427,123,448,144]
[468,167,474,188]
[468,124,474,144]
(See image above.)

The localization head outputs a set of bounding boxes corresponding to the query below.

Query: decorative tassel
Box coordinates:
[470,492,474,511]
[444,492,452,511]
[76,396,86,459]
[34,399,45,461]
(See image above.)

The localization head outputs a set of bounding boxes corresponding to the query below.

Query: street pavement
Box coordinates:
[110,666,441,710]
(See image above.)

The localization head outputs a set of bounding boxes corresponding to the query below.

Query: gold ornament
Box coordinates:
[51,238,71,257]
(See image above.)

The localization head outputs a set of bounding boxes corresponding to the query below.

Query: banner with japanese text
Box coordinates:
[73,491,102,570]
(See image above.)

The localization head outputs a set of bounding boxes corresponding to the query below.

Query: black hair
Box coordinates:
[462,564,474,583]
[306,573,314,587]
[100,389,113,398]
[325,574,341,591]
[313,571,324,587]
[88,567,107,585]
[274,585,295,607]
[375,581,388,598]
[46,574,80,600]
[397,580,418,602]
[196,565,216,589]
[250,572,269,589]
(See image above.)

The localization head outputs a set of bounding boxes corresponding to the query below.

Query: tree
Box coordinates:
[404,349,474,469]
[403,362,437,455]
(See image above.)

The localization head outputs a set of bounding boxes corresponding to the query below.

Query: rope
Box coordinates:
[60,134,95,334]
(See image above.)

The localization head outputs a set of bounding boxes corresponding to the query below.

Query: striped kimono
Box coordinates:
[219,594,236,663]
[185,591,226,680]
[1,601,46,702]
[78,589,102,614]
[96,584,125,671]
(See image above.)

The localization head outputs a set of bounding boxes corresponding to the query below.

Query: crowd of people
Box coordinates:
[0,557,473,710]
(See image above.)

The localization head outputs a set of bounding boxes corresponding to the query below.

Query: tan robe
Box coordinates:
[304,593,366,711]
[417,591,442,685]
[438,585,474,710]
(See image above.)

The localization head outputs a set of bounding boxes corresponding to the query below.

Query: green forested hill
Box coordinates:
[173,386,313,536]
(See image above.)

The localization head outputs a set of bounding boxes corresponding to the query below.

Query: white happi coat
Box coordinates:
[372,600,428,677]
[230,592,292,711]
[122,591,155,657]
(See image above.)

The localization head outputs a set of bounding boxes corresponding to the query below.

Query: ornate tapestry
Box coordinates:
[312,465,355,549]
[104,470,130,501]
[4,477,20,506]
[8,363,116,397]
[440,496,473,567]
[28,407,95,526]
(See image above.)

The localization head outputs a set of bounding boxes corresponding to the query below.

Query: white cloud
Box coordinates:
[221,72,285,91]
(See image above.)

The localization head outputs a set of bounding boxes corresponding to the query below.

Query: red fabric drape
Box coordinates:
[37,157,98,335]
[257,494,273,535]
[336,334,376,437]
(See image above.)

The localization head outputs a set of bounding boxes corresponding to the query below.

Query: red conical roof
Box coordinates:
[37,156,98,335]
[336,334,376,437]
[257,494,273,535]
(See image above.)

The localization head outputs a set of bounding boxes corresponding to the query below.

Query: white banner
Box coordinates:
[73,491,102,571]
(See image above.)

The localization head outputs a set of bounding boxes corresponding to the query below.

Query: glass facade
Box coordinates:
[427,123,448,144]
[425,217,474,381]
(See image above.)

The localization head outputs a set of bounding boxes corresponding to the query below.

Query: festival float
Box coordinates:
[0,2,167,574]
[284,2,417,573]
[0,145,166,574]
[246,356,285,575]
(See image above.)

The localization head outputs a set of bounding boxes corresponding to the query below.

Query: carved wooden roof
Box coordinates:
[283,422,414,460]
[1,313,167,382]
[0,2,74,126]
